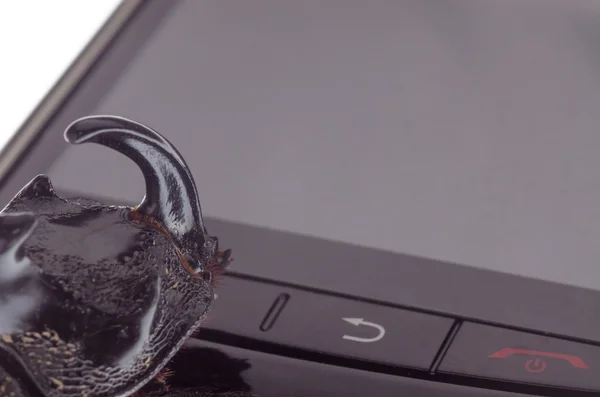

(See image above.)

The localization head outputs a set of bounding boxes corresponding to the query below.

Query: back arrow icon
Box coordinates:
[342,317,386,343]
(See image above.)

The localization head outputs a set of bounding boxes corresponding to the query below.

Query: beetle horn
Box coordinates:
[63,115,210,261]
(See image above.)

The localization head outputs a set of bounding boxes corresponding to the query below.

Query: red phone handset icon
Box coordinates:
[489,348,588,374]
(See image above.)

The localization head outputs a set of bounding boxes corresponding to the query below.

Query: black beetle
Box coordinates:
[0,116,256,397]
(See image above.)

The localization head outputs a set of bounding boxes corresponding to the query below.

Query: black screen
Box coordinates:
[47,0,600,292]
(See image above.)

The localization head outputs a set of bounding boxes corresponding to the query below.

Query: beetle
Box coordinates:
[0,116,256,397]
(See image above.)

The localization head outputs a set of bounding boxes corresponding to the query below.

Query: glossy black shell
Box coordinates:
[0,116,229,397]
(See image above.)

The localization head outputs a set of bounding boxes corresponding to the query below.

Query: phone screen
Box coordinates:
[47,0,600,291]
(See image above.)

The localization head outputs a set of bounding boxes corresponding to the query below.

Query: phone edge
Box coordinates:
[0,0,144,185]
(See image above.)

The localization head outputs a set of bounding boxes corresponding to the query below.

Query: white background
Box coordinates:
[0,1,121,151]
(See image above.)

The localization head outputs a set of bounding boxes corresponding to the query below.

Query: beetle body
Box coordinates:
[0,116,254,397]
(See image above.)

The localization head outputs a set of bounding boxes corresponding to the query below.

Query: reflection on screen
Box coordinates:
[49,0,600,290]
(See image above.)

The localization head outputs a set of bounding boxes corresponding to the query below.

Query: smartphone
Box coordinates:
[2,1,600,396]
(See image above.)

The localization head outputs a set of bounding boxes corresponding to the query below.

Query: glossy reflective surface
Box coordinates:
[0,213,39,335]
[64,115,223,273]
[173,338,531,397]
[0,115,228,397]
[0,175,213,397]
[34,0,600,347]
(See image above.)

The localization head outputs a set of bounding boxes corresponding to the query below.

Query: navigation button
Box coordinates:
[438,323,600,391]
[202,276,454,370]
[342,317,386,343]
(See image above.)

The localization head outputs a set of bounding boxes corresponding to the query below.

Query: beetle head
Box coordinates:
[0,116,231,397]
[64,115,231,280]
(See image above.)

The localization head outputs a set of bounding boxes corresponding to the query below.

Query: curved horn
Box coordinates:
[64,115,209,265]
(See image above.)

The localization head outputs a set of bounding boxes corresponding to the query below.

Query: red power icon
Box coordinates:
[489,348,588,374]
[525,358,546,373]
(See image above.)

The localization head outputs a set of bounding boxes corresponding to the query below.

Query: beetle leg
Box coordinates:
[154,367,175,390]
[207,247,232,288]
[206,236,231,274]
